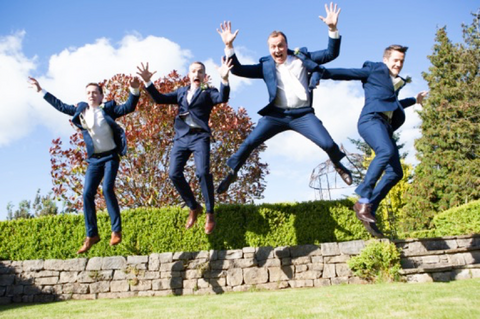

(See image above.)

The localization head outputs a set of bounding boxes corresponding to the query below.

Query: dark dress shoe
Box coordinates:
[334,162,353,185]
[353,201,376,223]
[217,171,237,194]
[362,221,385,238]
[110,231,122,246]
[205,213,216,234]
[186,205,203,229]
[77,235,100,254]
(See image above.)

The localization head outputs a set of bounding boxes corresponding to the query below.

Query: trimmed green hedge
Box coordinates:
[400,200,480,239]
[429,199,480,237]
[2,199,479,261]
[0,199,372,261]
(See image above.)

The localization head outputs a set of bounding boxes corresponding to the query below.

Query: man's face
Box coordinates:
[188,63,206,88]
[268,35,288,64]
[383,50,405,77]
[85,85,103,107]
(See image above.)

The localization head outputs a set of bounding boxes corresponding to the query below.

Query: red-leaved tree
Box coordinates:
[49,72,268,212]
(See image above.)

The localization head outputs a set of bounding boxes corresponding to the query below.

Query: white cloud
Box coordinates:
[0,31,37,146]
[0,32,195,145]
[265,81,364,163]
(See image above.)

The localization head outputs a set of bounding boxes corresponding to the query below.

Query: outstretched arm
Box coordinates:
[218,57,233,84]
[110,76,141,117]
[28,76,42,92]
[137,62,177,105]
[29,76,77,115]
[129,76,140,91]
[209,57,233,104]
[136,62,157,84]
[319,2,341,32]
[217,21,239,50]
[416,91,428,105]
[322,61,372,81]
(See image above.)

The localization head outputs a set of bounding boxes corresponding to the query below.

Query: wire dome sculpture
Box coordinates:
[309,145,362,200]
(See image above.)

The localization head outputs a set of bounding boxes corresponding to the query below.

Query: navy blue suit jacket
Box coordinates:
[145,83,230,140]
[228,36,341,116]
[322,61,416,131]
[44,92,139,158]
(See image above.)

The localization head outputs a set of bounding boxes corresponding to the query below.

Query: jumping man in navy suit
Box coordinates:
[216,3,353,195]
[28,76,140,253]
[136,58,232,234]
[322,45,428,237]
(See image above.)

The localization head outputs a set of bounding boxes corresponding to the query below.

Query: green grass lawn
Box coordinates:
[1,279,479,318]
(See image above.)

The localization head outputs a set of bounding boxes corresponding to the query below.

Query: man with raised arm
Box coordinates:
[216,3,355,206]
[29,76,140,253]
[136,58,232,234]
[322,45,428,237]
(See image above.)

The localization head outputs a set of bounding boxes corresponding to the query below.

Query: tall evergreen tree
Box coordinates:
[404,11,480,230]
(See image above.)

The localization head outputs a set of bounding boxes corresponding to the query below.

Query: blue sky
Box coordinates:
[0,0,478,220]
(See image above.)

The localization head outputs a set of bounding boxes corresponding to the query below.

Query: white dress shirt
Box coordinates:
[80,105,117,154]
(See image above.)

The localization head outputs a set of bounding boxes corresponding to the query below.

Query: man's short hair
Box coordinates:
[85,83,103,95]
[383,45,408,59]
[191,61,206,72]
[268,31,288,45]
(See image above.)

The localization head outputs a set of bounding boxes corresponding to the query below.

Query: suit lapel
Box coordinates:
[72,103,89,129]
[379,63,395,92]
[263,57,278,100]
[189,86,202,106]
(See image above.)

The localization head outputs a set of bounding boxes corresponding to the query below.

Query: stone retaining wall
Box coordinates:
[1,235,479,304]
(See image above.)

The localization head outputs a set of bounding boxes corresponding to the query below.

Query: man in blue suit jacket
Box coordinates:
[29,76,140,253]
[136,59,232,234]
[322,45,427,237]
[215,3,353,197]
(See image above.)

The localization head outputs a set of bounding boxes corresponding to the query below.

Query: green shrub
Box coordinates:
[430,200,480,237]
[347,240,402,283]
[0,199,374,261]
[395,200,480,239]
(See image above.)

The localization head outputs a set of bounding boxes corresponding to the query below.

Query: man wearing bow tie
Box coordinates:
[28,76,140,254]
[215,3,353,197]
[136,58,232,234]
[322,45,428,237]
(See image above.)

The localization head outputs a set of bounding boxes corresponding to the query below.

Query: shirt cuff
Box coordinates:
[224,47,235,58]
[41,89,47,97]
[329,30,340,39]
[144,81,153,87]
[130,87,140,96]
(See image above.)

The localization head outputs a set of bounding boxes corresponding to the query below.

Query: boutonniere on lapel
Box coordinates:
[294,47,300,56]
[99,103,105,109]
[200,83,209,91]
[405,76,412,84]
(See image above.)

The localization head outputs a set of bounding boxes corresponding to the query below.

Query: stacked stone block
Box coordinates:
[1,235,479,304]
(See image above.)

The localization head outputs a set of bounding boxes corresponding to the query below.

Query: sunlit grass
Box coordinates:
[1,279,479,318]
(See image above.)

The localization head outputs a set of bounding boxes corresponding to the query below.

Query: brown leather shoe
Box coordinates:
[334,162,353,186]
[110,231,122,246]
[186,205,203,229]
[76,235,100,254]
[353,201,376,223]
[362,221,385,238]
[205,213,216,234]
